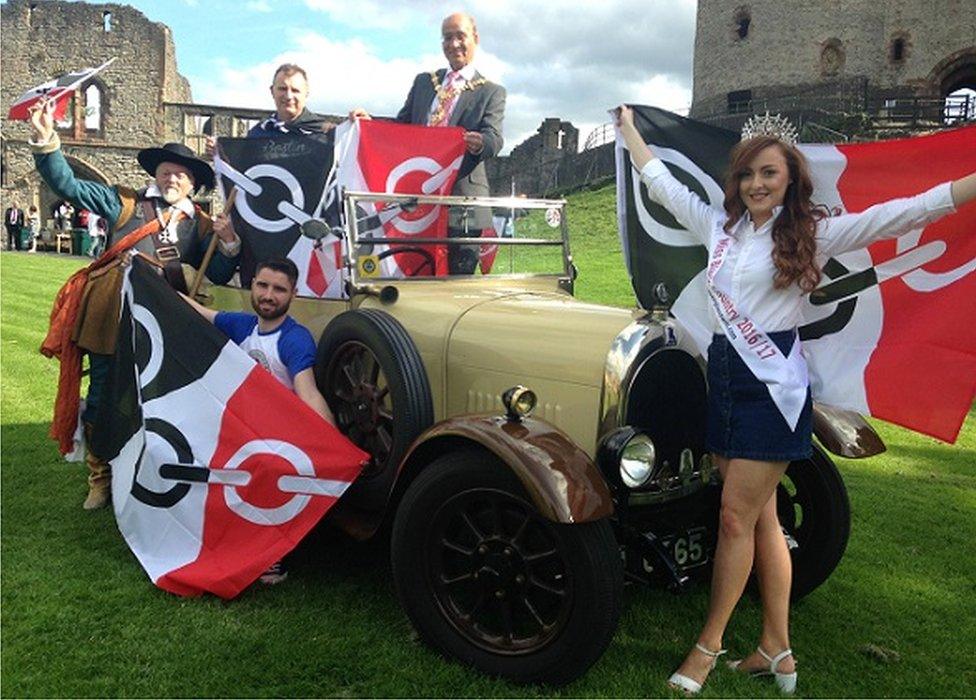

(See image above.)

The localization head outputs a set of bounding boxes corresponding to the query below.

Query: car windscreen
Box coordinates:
[348,198,568,280]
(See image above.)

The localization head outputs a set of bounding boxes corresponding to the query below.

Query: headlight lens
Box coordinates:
[619,433,656,488]
[502,385,537,421]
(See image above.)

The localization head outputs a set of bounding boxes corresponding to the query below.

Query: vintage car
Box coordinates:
[208,191,884,686]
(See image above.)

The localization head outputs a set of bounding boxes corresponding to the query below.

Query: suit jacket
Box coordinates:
[5,207,25,230]
[396,69,505,201]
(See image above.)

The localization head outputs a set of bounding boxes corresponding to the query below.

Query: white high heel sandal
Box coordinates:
[667,643,727,695]
[728,646,797,695]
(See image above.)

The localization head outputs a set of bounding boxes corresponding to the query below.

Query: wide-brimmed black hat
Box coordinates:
[137,142,215,190]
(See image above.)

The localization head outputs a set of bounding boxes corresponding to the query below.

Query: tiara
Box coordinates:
[740,112,799,145]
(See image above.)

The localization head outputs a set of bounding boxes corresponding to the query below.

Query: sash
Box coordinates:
[705,232,808,431]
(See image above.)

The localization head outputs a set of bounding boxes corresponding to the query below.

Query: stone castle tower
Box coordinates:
[690,0,976,130]
[0,0,273,222]
[1,0,197,219]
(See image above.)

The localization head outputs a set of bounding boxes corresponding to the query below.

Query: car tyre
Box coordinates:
[391,448,622,686]
[316,309,433,506]
[779,444,851,600]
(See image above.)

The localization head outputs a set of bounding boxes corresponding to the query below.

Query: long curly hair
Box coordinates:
[722,136,826,292]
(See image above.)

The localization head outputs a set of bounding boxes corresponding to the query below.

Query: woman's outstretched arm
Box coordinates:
[951,171,976,209]
[615,105,655,171]
[614,104,719,244]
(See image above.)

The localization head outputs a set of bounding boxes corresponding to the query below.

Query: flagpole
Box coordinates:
[189,187,236,300]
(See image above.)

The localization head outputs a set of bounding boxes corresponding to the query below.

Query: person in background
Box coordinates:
[26,205,41,252]
[5,200,25,250]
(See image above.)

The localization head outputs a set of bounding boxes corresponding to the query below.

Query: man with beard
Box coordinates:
[185,257,334,422]
[30,98,241,290]
[29,96,241,511]
[184,257,334,584]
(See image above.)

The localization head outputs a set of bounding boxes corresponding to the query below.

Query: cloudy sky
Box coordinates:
[104,0,698,153]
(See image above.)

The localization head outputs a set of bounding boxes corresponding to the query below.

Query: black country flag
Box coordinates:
[214,133,336,293]
[92,258,367,597]
[615,106,976,442]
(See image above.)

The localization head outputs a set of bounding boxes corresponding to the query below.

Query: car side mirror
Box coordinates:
[301,219,344,242]
[300,219,330,241]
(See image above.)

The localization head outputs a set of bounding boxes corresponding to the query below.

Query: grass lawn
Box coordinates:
[2,187,974,696]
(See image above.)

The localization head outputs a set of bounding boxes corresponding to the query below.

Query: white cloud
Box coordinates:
[188,31,440,119]
[188,0,696,153]
[245,0,272,12]
[303,0,434,31]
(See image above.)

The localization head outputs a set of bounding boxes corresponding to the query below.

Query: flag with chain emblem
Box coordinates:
[91,258,368,597]
[616,106,976,442]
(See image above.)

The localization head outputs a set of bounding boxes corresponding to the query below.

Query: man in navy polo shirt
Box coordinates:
[184,256,334,584]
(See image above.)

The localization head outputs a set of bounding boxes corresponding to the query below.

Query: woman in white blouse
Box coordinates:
[616,105,976,695]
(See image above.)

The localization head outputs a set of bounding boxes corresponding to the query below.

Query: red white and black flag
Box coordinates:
[7,58,115,121]
[91,258,367,598]
[214,132,337,295]
[214,120,465,296]
[335,119,466,278]
[616,106,976,442]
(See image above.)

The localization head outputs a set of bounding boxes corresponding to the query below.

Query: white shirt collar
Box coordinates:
[445,64,477,82]
[737,205,783,236]
[145,184,196,218]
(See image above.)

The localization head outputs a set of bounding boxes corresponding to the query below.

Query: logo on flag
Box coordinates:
[616,106,976,442]
[92,259,367,598]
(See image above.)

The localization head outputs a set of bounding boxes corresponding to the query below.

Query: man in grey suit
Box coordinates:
[351,12,506,273]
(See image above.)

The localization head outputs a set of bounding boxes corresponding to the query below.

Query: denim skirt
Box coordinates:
[706,330,812,462]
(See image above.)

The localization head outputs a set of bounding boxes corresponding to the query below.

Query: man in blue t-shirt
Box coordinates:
[184,257,335,585]
[186,257,334,425]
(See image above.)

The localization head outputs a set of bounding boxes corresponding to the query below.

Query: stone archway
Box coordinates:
[39,155,111,225]
[930,48,976,94]
[928,48,976,121]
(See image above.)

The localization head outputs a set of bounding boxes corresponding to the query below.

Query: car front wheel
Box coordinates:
[391,448,622,686]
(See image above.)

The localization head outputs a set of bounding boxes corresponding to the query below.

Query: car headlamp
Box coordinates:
[502,385,536,421]
[619,433,656,488]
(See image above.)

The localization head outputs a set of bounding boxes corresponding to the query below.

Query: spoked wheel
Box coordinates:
[316,310,433,508]
[429,483,574,654]
[327,340,394,474]
[392,449,622,686]
[778,443,851,600]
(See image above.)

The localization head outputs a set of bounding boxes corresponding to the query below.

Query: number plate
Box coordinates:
[661,526,709,570]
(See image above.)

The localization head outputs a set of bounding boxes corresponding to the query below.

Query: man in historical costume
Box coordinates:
[4,200,26,250]
[350,12,506,274]
[29,96,241,510]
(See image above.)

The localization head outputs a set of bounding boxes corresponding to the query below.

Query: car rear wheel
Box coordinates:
[316,309,433,508]
[391,449,623,686]
[779,444,851,600]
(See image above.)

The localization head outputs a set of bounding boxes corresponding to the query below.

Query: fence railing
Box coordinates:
[702,93,974,131]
